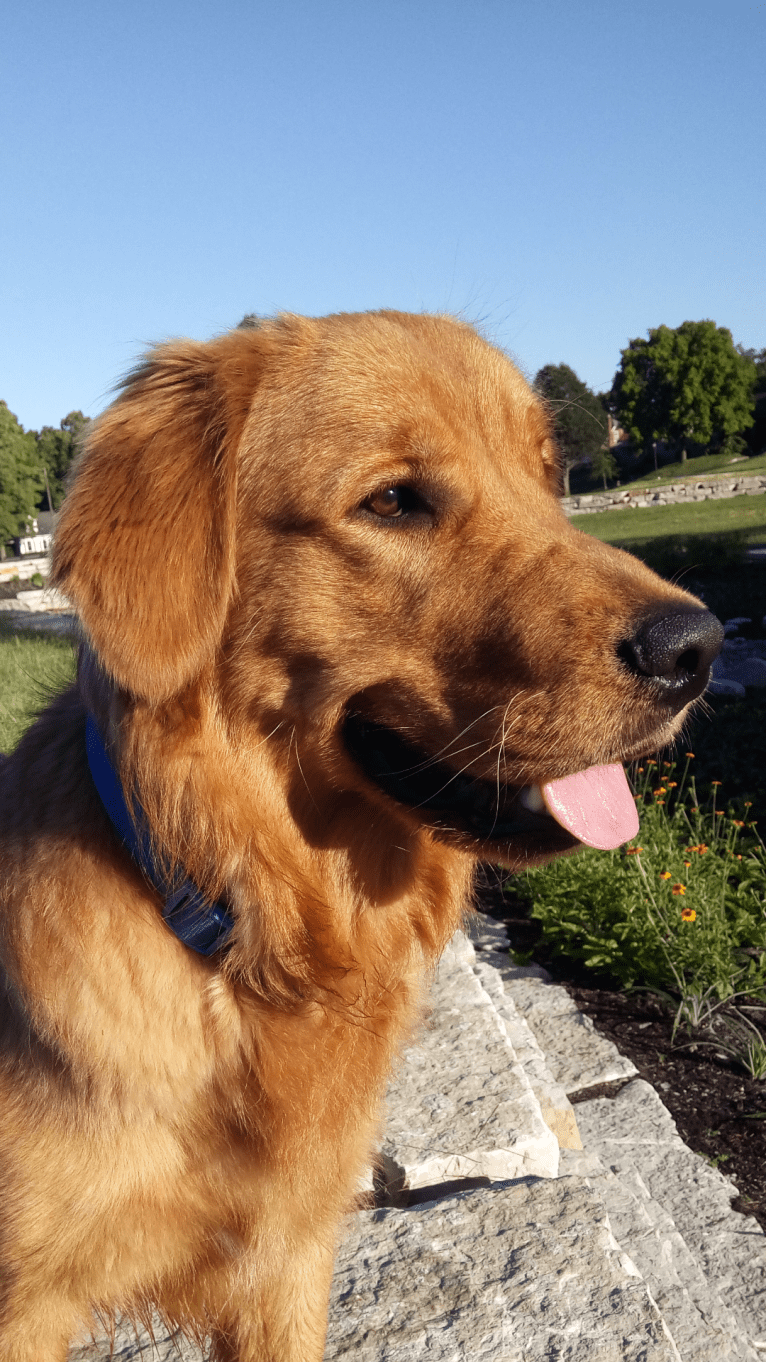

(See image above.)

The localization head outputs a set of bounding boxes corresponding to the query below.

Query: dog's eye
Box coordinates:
[364,486,422,519]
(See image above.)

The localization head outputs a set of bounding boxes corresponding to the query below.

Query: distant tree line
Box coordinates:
[0,405,90,551]
[535,321,764,494]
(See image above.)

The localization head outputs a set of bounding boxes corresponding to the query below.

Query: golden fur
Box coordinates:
[0,311,714,1360]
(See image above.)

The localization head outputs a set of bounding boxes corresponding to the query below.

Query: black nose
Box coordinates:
[618,608,724,704]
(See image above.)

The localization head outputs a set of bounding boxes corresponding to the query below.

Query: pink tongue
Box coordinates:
[541,764,639,850]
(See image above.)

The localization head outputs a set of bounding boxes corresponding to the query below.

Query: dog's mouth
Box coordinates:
[342,713,639,854]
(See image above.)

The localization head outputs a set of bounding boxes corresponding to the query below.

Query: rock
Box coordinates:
[381,935,559,1188]
[708,677,747,697]
[575,1079,766,1354]
[0,586,72,611]
[487,958,638,1095]
[326,1178,678,1361]
[472,957,583,1150]
[711,653,766,691]
[69,1317,196,1359]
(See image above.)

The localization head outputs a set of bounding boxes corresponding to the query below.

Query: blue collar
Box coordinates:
[86,714,234,956]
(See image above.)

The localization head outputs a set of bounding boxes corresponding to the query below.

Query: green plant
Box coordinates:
[29,572,44,587]
[515,755,766,1011]
[687,1009,766,1080]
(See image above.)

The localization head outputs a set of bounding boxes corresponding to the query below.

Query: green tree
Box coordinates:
[611,322,756,464]
[738,346,766,457]
[0,403,44,551]
[590,440,618,490]
[533,365,609,495]
[35,410,91,509]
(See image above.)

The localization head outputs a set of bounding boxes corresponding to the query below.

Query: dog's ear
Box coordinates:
[53,330,270,703]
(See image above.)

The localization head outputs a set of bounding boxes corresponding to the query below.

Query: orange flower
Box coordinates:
[683,860,691,867]
[681,906,696,922]
[690,806,699,813]
[626,846,643,855]
[666,781,678,788]
[656,799,666,805]
[733,820,745,828]
[636,766,645,774]
[699,844,709,853]
[660,871,672,880]
[685,752,695,759]
[711,780,722,787]
[672,884,686,896]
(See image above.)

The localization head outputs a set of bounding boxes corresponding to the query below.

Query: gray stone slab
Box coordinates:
[575,1078,766,1353]
[0,585,71,611]
[489,957,638,1094]
[381,935,559,1187]
[472,955,583,1151]
[326,1177,680,1360]
[559,1149,760,1362]
[466,917,582,1148]
[70,1316,197,1359]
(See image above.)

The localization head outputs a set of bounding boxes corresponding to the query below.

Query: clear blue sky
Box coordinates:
[2,0,764,432]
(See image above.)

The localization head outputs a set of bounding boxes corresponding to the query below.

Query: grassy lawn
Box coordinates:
[570,490,766,546]
[0,623,76,753]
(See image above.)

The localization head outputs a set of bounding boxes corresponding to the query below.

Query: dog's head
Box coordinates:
[54,312,722,872]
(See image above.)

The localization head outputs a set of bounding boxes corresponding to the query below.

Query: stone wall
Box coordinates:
[562,472,766,518]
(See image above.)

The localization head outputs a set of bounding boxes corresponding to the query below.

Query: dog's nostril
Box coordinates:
[619,608,724,697]
[676,647,700,675]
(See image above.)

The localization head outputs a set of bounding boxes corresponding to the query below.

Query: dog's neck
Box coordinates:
[85,714,234,956]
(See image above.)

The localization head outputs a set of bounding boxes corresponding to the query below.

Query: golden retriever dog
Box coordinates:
[0,311,722,1361]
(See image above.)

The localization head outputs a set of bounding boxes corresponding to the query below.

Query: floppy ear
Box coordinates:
[53,330,269,703]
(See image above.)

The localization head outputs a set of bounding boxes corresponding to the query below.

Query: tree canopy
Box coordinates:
[35,410,91,509]
[0,403,45,544]
[738,346,766,457]
[610,321,756,462]
[533,364,609,495]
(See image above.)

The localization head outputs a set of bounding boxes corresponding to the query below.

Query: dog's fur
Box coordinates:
[0,312,716,1360]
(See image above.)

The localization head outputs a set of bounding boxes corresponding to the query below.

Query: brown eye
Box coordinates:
[364,485,423,518]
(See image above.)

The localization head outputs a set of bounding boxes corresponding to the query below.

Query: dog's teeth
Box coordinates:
[519,784,545,813]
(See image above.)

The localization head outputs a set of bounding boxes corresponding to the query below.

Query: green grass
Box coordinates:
[0,623,76,752]
[570,491,766,547]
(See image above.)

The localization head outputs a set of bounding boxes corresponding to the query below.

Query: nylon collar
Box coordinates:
[85,714,234,956]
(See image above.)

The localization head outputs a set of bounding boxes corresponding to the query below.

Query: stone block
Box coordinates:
[326,1177,679,1360]
[381,937,559,1187]
[489,959,638,1094]
[472,957,583,1150]
[575,1079,766,1353]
